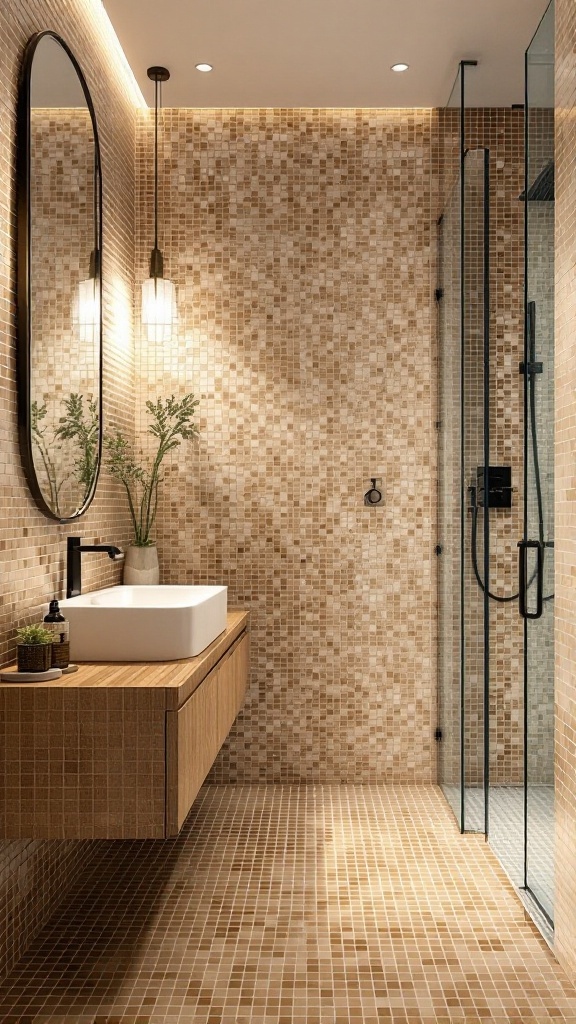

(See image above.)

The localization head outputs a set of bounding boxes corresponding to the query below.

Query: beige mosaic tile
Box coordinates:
[0,784,575,1023]
[135,107,438,787]
[0,0,138,981]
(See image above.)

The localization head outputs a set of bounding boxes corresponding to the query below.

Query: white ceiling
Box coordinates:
[102,0,550,108]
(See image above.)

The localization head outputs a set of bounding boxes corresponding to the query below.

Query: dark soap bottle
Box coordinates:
[44,597,70,667]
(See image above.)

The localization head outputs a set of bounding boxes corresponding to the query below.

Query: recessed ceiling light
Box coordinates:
[195,63,213,73]
[391,63,409,72]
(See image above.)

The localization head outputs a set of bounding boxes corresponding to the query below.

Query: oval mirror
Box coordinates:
[17,32,102,522]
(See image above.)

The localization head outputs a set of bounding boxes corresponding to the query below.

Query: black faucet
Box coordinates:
[66,536,124,599]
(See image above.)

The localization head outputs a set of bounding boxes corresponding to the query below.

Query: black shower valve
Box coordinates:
[364,478,383,506]
[475,466,513,509]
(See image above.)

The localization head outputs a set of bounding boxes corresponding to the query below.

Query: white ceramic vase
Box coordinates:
[123,544,160,585]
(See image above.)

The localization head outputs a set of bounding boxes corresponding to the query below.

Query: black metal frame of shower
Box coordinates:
[438,21,556,931]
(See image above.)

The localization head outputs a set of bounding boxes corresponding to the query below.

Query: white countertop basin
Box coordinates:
[60,585,228,662]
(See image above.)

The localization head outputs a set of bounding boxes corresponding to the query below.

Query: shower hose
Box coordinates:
[470,332,554,605]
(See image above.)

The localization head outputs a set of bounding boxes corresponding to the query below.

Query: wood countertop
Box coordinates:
[0,609,249,711]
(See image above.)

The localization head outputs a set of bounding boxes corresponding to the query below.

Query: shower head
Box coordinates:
[518,161,555,202]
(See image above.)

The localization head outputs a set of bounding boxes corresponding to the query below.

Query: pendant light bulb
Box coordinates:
[76,273,101,343]
[142,65,177,343]
[142,276,177,344]
[75,223,100,344]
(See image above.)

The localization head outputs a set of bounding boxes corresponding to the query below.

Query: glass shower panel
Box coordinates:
[437,63,463,828]
[438,139,489,834]
[462,149,489,834]
[438,171,462,827]
[524,0,555,923]
[485,113,526,892]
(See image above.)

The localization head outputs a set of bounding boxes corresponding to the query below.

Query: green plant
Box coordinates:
[31,400,63,516]
[55,393,99,502]
[31,393,99,513]
[105,394,199,547]
[16,624,54,646]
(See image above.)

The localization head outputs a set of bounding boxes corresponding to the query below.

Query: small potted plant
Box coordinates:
[16,625,54,673]
[105,394,199,584]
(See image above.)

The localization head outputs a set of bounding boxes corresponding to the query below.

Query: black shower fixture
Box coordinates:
[475,466,512,509]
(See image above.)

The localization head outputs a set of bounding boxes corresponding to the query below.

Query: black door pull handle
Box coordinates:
[518,539,543,619]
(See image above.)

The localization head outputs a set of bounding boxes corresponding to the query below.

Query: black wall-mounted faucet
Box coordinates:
[66,537,124,599]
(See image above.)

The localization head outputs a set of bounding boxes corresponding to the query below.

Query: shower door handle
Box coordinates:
[518,539,543,619]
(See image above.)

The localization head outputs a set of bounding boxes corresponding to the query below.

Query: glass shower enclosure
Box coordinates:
[437,3,555,930]
[437,61,490,837]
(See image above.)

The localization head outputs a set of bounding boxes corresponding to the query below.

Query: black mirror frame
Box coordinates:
[16,30,103,523]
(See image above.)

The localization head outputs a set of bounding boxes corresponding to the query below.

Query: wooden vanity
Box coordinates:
[0,610,249,840]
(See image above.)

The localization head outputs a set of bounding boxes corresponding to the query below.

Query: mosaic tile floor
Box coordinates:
[0,785,575,1024]
[443,784,555,924]
[477,785,554,921]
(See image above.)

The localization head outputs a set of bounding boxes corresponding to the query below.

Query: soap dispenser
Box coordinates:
[44,597,70,669]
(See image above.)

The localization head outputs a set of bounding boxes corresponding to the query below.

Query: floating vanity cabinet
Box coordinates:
[166,630,248,834]
[0,611,249,840]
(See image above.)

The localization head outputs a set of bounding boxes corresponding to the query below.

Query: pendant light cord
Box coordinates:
[146,66,169,279]
[154,76,159,252]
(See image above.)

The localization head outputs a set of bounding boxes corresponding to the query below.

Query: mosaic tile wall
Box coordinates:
[553,0,576,981]
[135,107,437,785]
[469,112,525,791]
[0,0,137,981]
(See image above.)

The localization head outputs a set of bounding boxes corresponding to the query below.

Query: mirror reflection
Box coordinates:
[22,33,102,520]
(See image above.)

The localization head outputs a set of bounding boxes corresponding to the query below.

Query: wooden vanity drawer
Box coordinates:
[165,631,249,835]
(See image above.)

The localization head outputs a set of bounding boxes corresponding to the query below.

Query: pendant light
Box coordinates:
[76,248,100,343]
[142,65,177,343]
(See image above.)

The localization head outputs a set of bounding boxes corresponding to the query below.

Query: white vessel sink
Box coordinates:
[60,585,228,662]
